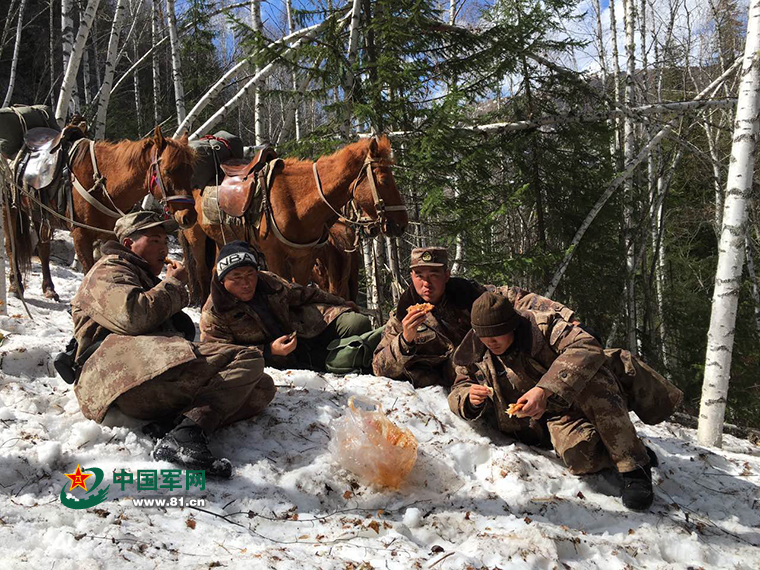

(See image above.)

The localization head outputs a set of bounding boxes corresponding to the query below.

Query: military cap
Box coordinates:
[410,247,448,269]
[114,209,179,243]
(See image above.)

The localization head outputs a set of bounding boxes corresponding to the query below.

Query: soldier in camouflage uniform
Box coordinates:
[449,292,683,510]
[200,240,373,371]
[71,210,275,478]
[372,247,575,388]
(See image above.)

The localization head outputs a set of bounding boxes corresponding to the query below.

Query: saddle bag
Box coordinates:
[0,104,59,158]
[190,130,244,190]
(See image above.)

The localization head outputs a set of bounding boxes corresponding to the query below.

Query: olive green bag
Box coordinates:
[325,326,385,374]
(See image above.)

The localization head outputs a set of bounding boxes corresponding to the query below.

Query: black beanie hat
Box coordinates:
[216,240,259,282]
[471,292,520,337]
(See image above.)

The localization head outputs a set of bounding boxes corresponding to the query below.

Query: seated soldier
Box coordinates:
[71,210,276,478]
[449,292,682,510]
[200,241,377,372]
[372,246,574,388]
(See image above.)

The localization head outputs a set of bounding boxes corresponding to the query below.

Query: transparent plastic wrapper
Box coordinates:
[330,397,418,489]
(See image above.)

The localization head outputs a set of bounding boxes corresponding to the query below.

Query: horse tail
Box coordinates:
[10,207,33,279]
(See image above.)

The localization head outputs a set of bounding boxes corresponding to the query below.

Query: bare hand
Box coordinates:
[271,334,297,357]
[517,386,548,420]
[401,307,428,344]
[165,260,188,284]
[468,384,492,408]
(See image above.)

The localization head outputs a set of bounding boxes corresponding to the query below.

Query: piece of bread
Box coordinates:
[409,302,434,314]
[506,402,525,418]
[486,386,494,398]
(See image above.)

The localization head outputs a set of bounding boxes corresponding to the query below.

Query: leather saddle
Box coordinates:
[217,146,279,217]
[19,124,87,191]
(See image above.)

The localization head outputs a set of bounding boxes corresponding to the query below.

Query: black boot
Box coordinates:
[621,464,654,510]
[152,418,233,479]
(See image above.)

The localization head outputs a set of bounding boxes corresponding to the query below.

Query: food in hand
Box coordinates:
[506,402,525,418]
[286,331,297,341]
[485,386,494,398]
[409,302,434,314]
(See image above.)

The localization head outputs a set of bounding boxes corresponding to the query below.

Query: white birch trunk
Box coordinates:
[362,237,378,311]
[609,0,623,164]
[285,0,301,141]
[49,0,56,106]
[151,0,162,126]
[698,0,760,447]
[2,0,28,108]
[386,236,402,304]
[133,35,144,135]
[373,237,386,309]
[623,0,637,352]
[55,0,101,126]
[83,46,92,105]
[342,0,363,138]
[251,0,266,144]
[166,0,186,125]
[93,0,128,139]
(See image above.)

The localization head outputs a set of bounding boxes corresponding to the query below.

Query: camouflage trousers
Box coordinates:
[545,367,649,475]
[115,342,275,433]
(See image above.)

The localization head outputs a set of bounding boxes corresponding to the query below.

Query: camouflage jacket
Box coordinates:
[71,241,196,423]
[448,307,607,432]
[200,271,351,366]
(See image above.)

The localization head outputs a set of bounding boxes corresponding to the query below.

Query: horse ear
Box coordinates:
[368,136,379,157]
[179,131,189,144]
[153,125,167,150]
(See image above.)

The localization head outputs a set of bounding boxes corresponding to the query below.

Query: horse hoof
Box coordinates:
[44,289,60,302]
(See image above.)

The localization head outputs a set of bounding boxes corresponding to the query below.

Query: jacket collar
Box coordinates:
[209,270,280,313]
[100,240,158,283]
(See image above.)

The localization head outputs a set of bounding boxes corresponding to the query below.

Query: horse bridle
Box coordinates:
[148,147,195,214]
[312,153,407,234]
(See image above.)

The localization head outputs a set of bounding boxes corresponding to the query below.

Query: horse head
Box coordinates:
[351,136,408,238]
[147,127,197,229]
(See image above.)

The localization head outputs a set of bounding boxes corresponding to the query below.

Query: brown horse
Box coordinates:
[4,126,197,300]
[184,136,407,304]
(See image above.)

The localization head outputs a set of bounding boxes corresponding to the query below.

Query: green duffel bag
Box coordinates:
[0,104,59,157]
[325,326,385,374]
[190,130,245,190]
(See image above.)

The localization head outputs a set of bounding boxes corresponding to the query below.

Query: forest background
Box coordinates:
[0,0,758,430]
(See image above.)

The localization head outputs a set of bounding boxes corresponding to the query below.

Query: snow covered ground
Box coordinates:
[0,236,759,569]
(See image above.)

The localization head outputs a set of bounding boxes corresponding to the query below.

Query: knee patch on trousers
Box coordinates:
[559,434,613,475]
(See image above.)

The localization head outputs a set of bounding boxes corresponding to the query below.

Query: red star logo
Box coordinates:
[64,465,92,492]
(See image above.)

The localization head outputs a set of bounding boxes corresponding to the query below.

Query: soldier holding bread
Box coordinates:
[448,291,683,510]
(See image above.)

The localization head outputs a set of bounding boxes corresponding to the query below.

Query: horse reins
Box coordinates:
[149,147,195,215]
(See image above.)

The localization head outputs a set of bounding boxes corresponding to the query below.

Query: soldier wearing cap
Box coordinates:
[448,291,683,510]
[372,247,488,388]
[200,240,376,372]
[70,209,275,478]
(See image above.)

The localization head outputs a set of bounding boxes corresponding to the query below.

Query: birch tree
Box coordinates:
[60,0,79,114]
[623,0,638,351]
[698,0,760,447]
[55,0,101,126]
[251,0,267,144]
[49,0,55,106]
[93,0,128,138]
[166,0,186,125]
[342,0,363,138]
[152,0,162,126]
[285,0,301,141]
[2,0,28,107]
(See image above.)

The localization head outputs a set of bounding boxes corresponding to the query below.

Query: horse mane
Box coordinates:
[95,137,197,169]
[281,135,393,169]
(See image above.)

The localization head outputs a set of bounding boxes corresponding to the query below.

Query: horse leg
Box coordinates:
[72,228,96,274]
[181,224,213,306]
[4,206,30,299]
[35,220,59,301]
